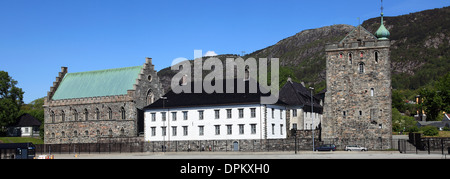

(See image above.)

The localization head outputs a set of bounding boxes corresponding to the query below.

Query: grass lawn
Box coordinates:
[0,137,44,144]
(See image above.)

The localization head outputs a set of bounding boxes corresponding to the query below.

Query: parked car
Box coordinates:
[314,144,336,151]
[345,145,368,151]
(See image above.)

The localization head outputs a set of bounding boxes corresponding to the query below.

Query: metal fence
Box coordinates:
[35,142,145,155]
[398,138,450,155]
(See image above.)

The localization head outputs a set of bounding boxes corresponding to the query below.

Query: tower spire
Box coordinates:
[375,0,390,40]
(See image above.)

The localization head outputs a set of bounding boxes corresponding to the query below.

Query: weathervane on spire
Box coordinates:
[381,0,384,14]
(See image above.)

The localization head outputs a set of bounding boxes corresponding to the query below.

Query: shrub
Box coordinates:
[422,126,439,136]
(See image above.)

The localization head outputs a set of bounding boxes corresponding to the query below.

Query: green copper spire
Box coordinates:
[375,0,390,40]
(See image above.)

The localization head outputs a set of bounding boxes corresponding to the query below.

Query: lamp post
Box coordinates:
[309,87,315,151]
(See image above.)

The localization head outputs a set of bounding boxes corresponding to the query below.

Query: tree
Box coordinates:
[418,72,450,121]
[0,71,24,134]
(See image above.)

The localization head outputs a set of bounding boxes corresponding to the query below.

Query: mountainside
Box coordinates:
[157,6,450,94]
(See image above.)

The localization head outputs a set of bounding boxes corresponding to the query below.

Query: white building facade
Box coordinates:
[144,104,286,141]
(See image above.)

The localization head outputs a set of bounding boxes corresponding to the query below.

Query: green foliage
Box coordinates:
[392,108,417,132]
[421,126,439,136]
[418,72,450,121]
[0,71,24,134]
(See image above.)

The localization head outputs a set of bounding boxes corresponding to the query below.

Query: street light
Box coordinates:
[309,87,315,152]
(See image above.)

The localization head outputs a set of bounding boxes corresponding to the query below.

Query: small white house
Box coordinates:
[143,79,287,142]
[7,113,41,137]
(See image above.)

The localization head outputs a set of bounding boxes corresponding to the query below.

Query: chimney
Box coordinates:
[287,76,292,83]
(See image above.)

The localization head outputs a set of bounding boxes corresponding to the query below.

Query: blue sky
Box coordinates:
[0,0,448,103]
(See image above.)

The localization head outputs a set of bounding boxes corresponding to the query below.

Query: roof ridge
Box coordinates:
[67,65,143,75]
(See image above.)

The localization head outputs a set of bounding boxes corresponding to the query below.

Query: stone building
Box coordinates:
[43,57,164,144]
[321,11,392,149]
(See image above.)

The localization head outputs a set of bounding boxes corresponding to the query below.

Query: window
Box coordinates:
[250,108,256,118]
[108,107,112,120]
[95,108,100,120]
[84,109,88,121]
[61,131,65,137]
[271,108,274,118]
[292,109,297,117]
[360,51,364,58]
[359,63,365,73]
[198,110,204,120]
[73,109,78,121]
[215,125,220,135]
[272,124,275,135]
[292,123,298,130]
[339,53,343,58]
[61,110,65,122]
[370,88,374,96]
[359,111,363,116]
[348,53,352,64]
[280,109,283,119]
[199,126,204,136]
[96,130,100,136]
[226,109,232,119]
[343,111,346,117]
[172,112,177,121]
[74,130,78,137]
[172,126,177,136]
[120,107,125,120]
[251,124,256,134]
[161,112,166,121]
[280,124,284,135]
[51,111,55,123]
[151,127,156,136]
[120,128,124,136]
[146,90,154,105]
[183,111,188,120]
[183,126,188,136]
[151,113,156,121]
[215,110,220,119]
[374,51,379,63]
[227,125,232,135]
[238,108,244,118]
[239,124,244,134]
[85,130,89,136]
[161,127,166,136]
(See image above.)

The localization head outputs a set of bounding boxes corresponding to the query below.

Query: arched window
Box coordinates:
[61,110,65,122]
[84,108,88,121]
[51,111,55,123]
[120,107,126,120]
[120,128,125,136]
[109,129,113,136]
[147,89,154,105]
[360,51,364,58]
[73,109,78,121]
[108,107,112,120]
[358,63,365,74]
[74,130,78,137]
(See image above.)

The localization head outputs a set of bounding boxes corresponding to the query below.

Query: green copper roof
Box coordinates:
[51,66,143,100]
[375,13,390,40]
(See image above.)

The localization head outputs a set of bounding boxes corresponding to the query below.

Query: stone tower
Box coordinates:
[322,8,392,149]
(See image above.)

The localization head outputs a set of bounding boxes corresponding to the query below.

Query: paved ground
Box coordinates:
[46,151,449,159]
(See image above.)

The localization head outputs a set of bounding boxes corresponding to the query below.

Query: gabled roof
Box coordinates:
[10,113,41,127]
[144,78,286,109]
[51,66,143,100]
[340,25,377,44]
[279,80,323,113]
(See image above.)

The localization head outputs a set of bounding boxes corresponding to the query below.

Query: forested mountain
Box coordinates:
[157,6,450,95]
